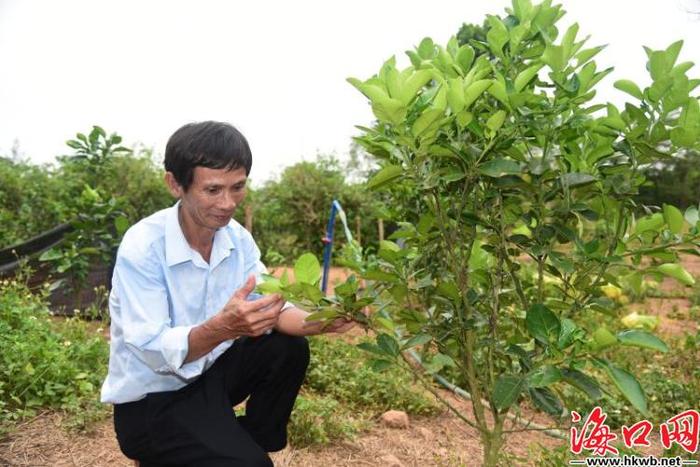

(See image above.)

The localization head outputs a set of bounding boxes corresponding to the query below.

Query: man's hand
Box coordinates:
[217,275,285,338]
[185,276,284,363]
[321,317,356,334]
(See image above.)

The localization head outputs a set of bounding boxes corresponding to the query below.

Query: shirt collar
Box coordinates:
[165,201,235,268]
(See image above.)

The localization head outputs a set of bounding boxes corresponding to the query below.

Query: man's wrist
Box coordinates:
[203,312,237,341]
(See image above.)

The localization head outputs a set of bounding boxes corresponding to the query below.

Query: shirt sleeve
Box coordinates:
[113,246,206,381]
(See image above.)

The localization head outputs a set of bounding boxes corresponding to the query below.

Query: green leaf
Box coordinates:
[463,79,492,109]
[486,110,507,133]
[617,330,668,353]
[400,69,433,105]
[685,206,699,226]
[527,365,562,388]
[114,216,129,236]
[256,277,282,294]
[528,387,564,417]
[417,37,435,59]
[526,304,561,345]
[456,45,475,73]
[662,204,685,234]
[305,309,341,322]
[39,249,63,261]
[486,16,509,57]
[356,342,384,356]
[294,253,321,285]
[561,368,603,400]
[423,353,455,374]
[377,333,400,357]
[657,263,695,286]
[478,158,521,177]
[599,360,648,416]
[542,45,566,72]
[369,359,394,372]
[649,50,671,81]
[514,64,543,92]
[634,213,665,234]
[402,333,432,349]
[558,318,579,349]
[591,327,618,350]
[412,108,444,137]
[347,79,389,103]
[493,375,525,410]
[367,165,403,190]
[361,269,400,283]
[666,40,684,67]
[561,173,596,188]
[374,317,395,331]
[614,80,644,100]
[446,78,466,113]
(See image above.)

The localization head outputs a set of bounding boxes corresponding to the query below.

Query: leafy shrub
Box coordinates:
[0,278,109,434]
[305,336,438,415]
[249,155,383,264]
[0,158,65,247]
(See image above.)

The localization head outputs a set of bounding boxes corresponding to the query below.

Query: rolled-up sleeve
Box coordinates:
[114,249,206,381]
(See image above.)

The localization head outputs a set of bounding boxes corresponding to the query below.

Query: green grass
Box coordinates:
[286,335,439,447]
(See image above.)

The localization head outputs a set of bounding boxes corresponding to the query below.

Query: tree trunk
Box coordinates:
[244,205,253,233]
[482,426,504,467]
[378,218,384,242]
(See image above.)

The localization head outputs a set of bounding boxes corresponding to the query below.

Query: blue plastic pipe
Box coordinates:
[321,200,342,293]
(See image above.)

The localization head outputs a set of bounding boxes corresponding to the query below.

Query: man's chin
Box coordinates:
[212,215,232,226]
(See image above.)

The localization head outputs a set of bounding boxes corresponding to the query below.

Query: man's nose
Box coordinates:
[220,192,237,211]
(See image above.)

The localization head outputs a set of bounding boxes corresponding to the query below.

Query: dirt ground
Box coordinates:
[0,389,565,467]
[1,260,697,466]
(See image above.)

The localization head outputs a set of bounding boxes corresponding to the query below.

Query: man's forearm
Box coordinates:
[274,307,322,336]
[184,314,232,363]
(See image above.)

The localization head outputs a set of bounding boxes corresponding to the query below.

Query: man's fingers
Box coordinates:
[244,293,283,312]
[249,300,284,323]
[233,275,257,300]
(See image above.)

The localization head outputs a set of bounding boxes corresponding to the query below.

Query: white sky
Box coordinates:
[0,0,698,185]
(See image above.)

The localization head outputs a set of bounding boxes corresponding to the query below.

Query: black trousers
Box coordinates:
[113,332,310,467]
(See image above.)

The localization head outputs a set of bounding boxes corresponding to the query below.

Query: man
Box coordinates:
[100,121,353,466]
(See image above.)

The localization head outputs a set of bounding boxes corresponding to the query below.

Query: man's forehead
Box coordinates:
[193,166,248,185]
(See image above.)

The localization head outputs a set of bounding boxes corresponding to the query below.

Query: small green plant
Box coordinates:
[0,278,109,435]
[288,394,365,447]
[305,336,438,415]
[84,285,110,322]
[62,125,131,165]
[39,185,129,292]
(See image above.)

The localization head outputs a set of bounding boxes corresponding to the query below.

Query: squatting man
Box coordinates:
[101,121,355,466]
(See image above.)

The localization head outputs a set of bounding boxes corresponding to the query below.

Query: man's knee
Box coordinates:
[266,333,309,368]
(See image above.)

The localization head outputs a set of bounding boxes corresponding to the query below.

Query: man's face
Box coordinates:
[167,166,248,231]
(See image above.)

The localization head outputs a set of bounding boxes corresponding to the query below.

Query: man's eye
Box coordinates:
[207,188,221,194]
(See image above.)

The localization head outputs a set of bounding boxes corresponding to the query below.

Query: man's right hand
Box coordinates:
[217,275,285,338]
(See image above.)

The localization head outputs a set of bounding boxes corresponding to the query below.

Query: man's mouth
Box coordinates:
[213,214,232,223]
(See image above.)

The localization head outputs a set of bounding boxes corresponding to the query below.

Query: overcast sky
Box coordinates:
[0,0,698,185]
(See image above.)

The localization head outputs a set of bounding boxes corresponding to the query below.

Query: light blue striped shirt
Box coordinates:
[100,201,268,404]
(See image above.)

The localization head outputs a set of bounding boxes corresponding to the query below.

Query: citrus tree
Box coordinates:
[261,1,700,464]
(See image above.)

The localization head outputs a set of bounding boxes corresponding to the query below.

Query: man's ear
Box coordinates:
[164,172,183,198]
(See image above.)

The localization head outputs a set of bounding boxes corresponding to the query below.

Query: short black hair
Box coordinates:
[164,121,252,191]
